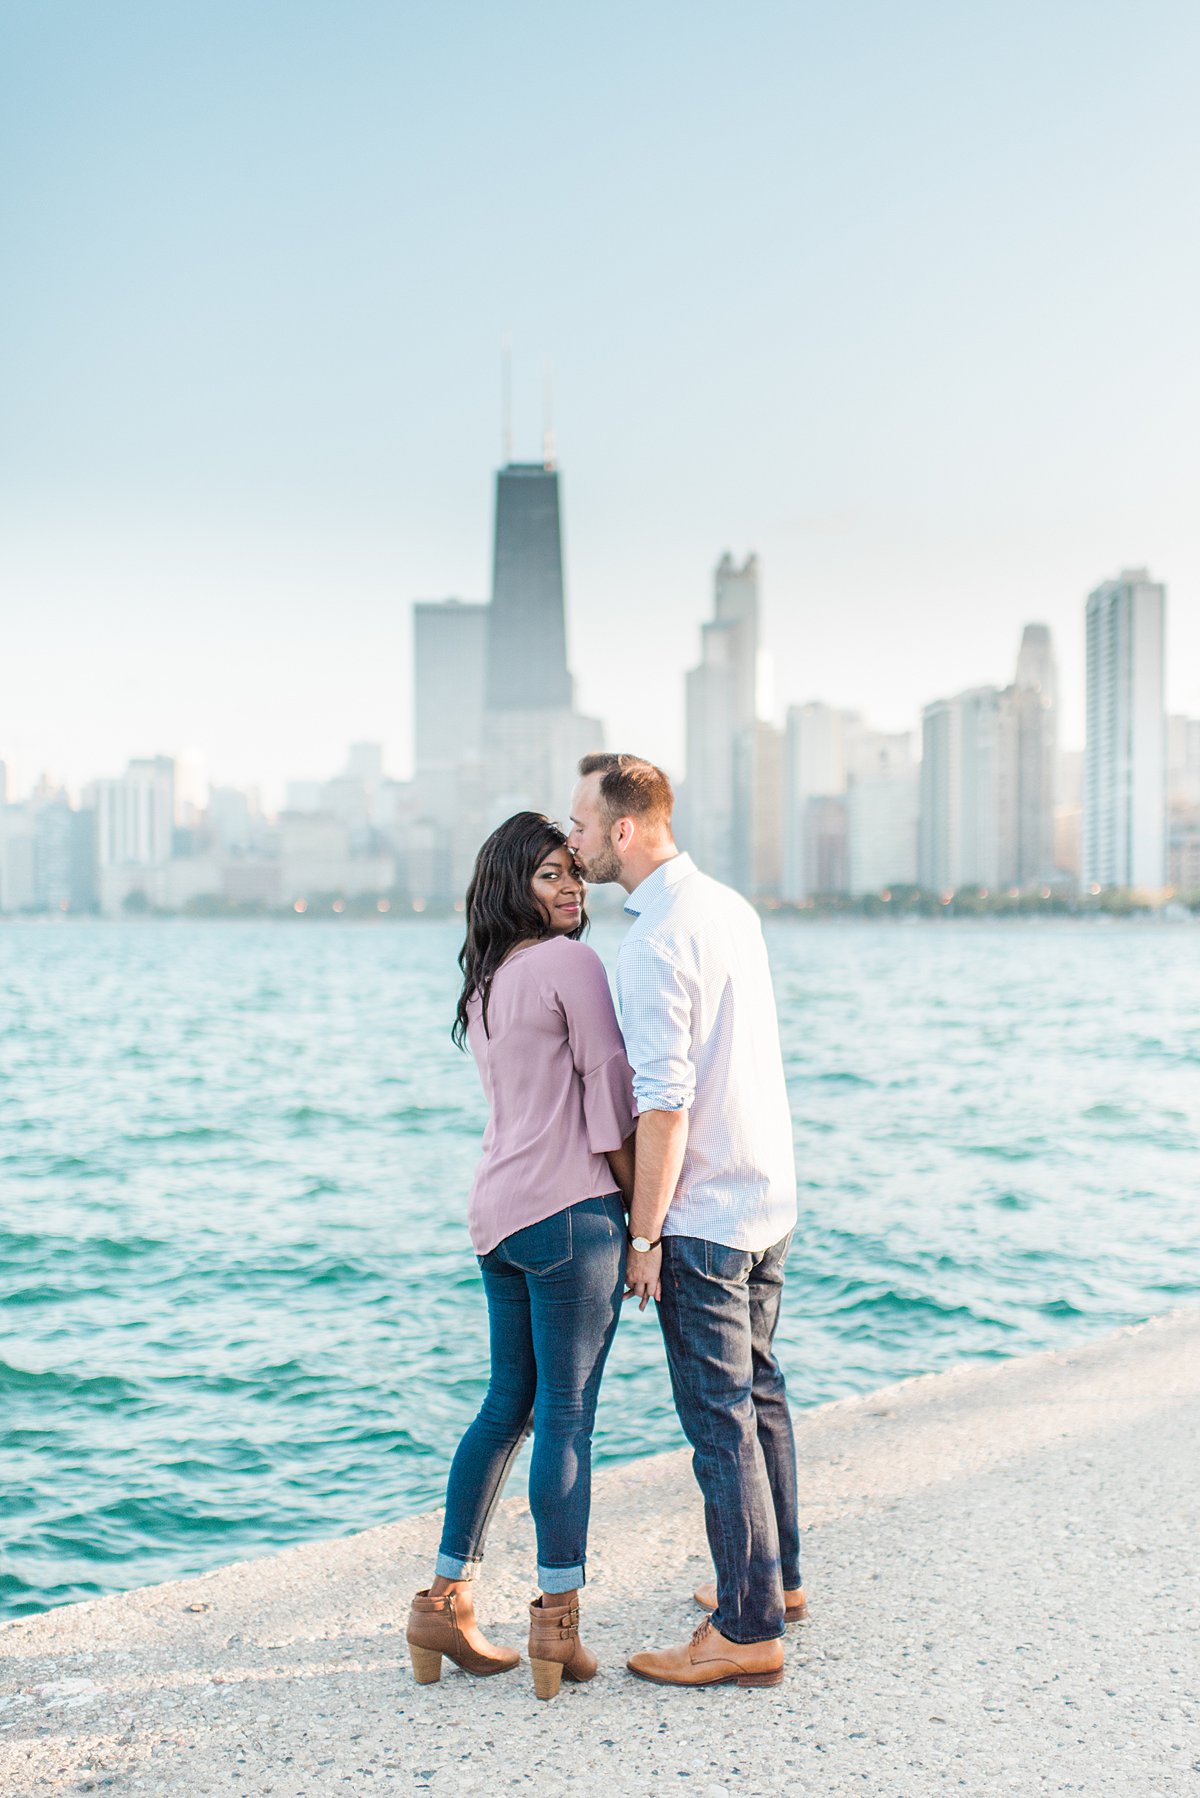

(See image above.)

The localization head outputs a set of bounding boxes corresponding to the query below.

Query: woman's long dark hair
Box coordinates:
[452,812,588,1049]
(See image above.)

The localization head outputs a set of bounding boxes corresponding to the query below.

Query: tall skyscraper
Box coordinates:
[845,730,918,896]
[781,703,872,900]
[481,459,601,822]
[411,600,488,899]
[1083,569,1166,891]
[996,623,1058,888]
[918,688,1001,893]
[1167,714,1200,810]
[414,600,488,773]
[405,452,601,885]
[94,756,176,870]
[1015,622,1058,710]
[847,771,919,895]
[485,464,573,711]
[1167,716,1200,891]
[684,638,737,881]
[733,721,784,897]
[712,552,759,732]
[89,755,177,914]
[683,553,762,887]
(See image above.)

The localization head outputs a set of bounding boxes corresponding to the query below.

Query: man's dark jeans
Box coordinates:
[658,1229,800,1645]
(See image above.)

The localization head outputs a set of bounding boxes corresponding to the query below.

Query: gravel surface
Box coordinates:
[2,1310,1196,1798]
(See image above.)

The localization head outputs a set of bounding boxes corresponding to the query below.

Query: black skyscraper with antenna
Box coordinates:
[485,462,573,711]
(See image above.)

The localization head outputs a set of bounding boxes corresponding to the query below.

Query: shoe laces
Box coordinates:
[690,1617,713,1650]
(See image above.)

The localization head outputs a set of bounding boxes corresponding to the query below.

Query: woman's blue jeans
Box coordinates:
[436,1192,625,1593]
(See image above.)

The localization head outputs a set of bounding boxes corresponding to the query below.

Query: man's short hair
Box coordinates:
[578,752,674,830]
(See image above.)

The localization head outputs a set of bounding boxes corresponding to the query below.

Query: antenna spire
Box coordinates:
[501,335,513,465]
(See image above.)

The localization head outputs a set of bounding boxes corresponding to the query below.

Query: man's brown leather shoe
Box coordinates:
[627,1617,784,1688]
[693,1581,808,1622]
[528,1595,598,1700]
[406,1587,520,1683]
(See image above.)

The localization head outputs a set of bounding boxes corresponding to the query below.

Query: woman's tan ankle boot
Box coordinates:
[528,1595,598,1700]
[406,1587,520,1683]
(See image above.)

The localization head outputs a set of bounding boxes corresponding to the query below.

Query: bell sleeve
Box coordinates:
[554,945,636,1152]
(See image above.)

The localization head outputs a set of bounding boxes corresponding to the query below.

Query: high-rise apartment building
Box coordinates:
[919,689,1001,893]
[847,772,919,895]
[733,721,784,897]
[1083,570,1166,891]
[782,704,853,899]
[712,552,760,732]
[411,599,490,895]
[844,730,917,896]
[1014,622,1057,710]
[1167,714,1200,811]
[414,601,488,773]
[94,756,176,869]
[921,627,1058,897]
[1164,716,1199,893]
[684,629,737,881]
[88,755,177,914]
[996,623,1058,888]
[683,554,762,887]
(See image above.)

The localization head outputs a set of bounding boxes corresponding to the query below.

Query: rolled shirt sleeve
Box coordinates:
[551,945,636,1153]
[615,938,697,1114]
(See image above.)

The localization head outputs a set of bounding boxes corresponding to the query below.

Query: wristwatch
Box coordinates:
[627,1230,662,1253]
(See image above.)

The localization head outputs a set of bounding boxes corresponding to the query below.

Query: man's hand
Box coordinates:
[624,1243,662,1311]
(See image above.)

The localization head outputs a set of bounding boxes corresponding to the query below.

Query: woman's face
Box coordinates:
[530,844,584,933]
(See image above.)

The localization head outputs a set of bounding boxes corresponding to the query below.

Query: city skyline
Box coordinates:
[3,3,1200,799]
[8,419,1192,914]
[2,429,1196,807]
[0,535,1182,815]
[3,449,1194,916]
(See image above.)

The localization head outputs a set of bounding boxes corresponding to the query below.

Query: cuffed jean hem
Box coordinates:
[713,1618,787,1647]
[434,1552,481,1580]
[537,1562,585,1593]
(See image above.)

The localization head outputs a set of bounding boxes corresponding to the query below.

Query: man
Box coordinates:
[568,751,803,1690]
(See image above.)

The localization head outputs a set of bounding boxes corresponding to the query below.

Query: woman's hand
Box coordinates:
[623,1243,662,1311]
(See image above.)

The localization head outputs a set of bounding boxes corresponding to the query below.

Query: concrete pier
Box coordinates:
[2,1310,1196,1796]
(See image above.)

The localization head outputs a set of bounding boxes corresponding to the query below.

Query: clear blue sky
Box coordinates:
[2,0,1197,801]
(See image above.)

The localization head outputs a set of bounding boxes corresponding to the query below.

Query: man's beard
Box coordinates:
[579,842,623,885]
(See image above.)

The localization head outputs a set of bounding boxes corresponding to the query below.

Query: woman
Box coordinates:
[406,812,635,1701]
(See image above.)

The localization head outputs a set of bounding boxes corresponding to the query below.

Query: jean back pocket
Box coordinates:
[499,1207,574,1275]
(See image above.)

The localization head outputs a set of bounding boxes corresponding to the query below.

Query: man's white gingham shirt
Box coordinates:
[616,852,797,1252]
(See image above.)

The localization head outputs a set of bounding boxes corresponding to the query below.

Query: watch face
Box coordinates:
[631,1236,651,1253]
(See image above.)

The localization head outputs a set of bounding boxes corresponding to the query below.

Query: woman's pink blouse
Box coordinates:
[465,936,635,1255]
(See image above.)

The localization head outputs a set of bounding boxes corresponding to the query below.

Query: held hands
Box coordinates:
[623,1243,663,1311]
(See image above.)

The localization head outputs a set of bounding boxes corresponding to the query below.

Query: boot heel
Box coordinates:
[408,1643,443,1684]
[737,1668,785,1687]
[531,1657,564,1700]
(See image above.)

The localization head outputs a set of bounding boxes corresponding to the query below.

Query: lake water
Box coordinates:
[2,918,1198,1619]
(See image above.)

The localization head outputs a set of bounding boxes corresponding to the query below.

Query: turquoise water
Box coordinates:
[2,919,1198,1620]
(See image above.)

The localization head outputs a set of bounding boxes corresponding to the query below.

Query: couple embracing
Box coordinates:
[406,753,803,1698]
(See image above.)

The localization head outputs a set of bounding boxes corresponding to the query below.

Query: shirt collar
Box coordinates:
[623,851,696,917]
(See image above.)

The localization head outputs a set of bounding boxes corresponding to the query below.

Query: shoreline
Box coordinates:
[2,908,1196,926]
[2,1309,1196,1795]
